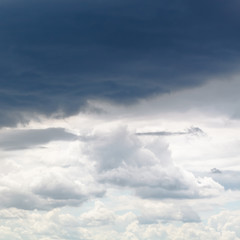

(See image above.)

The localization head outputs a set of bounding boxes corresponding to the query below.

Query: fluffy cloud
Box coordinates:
[0,208,88,240]
[0,168,104,210]
[0,124,224,209]
[0,110,238,238]
[0,139,104,210]
[31,168,104,203]
[85,126,223,199]
[79,201,116,227]
[0,206,239,240]
[208,210,240,238]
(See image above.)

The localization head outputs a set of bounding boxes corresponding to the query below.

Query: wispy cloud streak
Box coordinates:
[136,127,205,137]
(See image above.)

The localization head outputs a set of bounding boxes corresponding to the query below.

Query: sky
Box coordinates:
[1,0,240,239]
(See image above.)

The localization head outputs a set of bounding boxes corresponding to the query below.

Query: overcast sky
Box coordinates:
[1,1,240,239]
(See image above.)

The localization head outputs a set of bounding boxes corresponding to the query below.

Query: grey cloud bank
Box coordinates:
[0,128,78,150]
[0,0,240,126]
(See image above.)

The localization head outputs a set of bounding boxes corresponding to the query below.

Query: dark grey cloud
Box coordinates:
[136,127,205,136]
[0,128,78,150]
[0,0,240,126]
[211,168,222,174]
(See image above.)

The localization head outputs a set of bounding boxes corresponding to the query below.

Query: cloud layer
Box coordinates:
[0,206,239,240]
[0,128,77,150]
[0,125,225,211]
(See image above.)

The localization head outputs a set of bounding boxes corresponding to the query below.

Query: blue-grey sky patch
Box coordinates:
[138,205,201,224]
[196,170,240,190]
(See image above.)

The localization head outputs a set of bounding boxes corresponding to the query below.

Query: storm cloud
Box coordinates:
[1,0,240,126]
